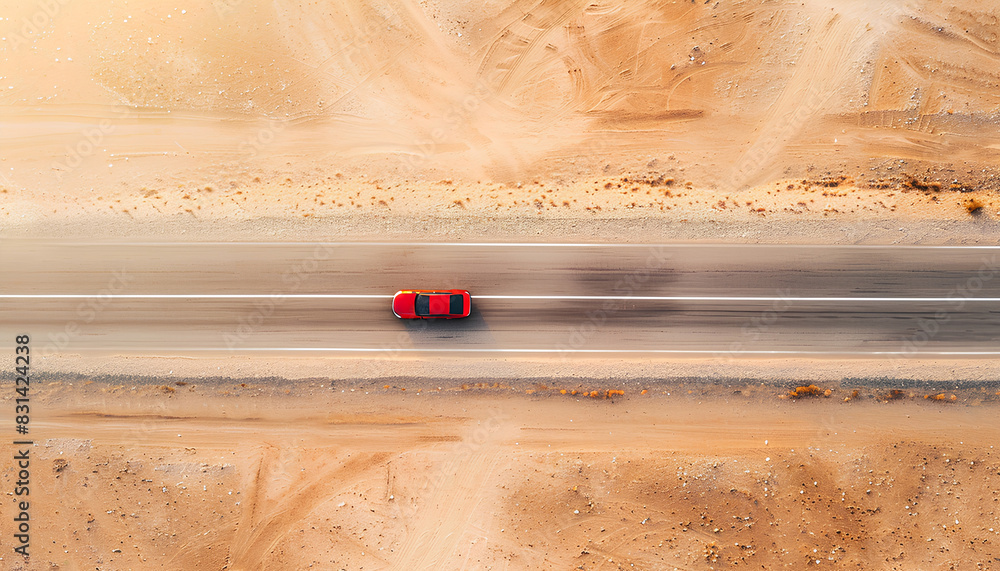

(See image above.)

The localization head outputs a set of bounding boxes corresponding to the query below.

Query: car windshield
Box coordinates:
[449,294,464,315]
[414,294,430,316]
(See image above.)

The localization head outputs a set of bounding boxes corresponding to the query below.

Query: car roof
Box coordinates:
[411,292,466,316]
[428,294,451,315]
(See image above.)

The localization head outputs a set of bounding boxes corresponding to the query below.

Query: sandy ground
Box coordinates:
[3,376,999,570]
[3,0,1000,568]
[1,0,999,241]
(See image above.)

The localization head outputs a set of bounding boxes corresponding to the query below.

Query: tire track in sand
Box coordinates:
[389,415,508,570]
[724,7,879,193]
[225,446,390,568]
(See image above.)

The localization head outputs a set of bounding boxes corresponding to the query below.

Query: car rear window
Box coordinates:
[414,294,430,316]
[449,294,464,315]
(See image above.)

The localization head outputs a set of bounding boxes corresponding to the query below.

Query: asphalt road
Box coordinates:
[4,242,1000,357]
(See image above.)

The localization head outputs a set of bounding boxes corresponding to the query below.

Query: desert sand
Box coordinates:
[4,377,1000,569]
[3,0,1000,569]
[1,0,999,241]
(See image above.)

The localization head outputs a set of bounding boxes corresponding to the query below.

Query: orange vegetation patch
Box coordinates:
[460,382,505,390]
[964,198,984,215]
[879,389,908,402]
[781,384,831,399]
[550,387,626,399]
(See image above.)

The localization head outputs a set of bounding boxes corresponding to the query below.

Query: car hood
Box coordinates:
[392,292,417,316]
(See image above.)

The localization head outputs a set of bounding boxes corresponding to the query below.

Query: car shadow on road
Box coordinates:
[399,303,495,349]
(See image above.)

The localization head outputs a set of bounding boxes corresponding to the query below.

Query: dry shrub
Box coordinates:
[879,389,907,401]
[807,175,848,188]
[964,198,984,215]
[904,177,942,192]
[783,384,830,399]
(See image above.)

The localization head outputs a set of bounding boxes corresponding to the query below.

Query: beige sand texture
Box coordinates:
[1,0,998,236]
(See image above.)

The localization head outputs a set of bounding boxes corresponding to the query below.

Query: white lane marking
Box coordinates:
[474,296,1000,302]
[3,294,1000,302]
[71,347,1000,356]
[41,242,1000,249]
[0,294,389,299]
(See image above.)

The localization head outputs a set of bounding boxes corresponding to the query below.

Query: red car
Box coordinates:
[392,289,471,319]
